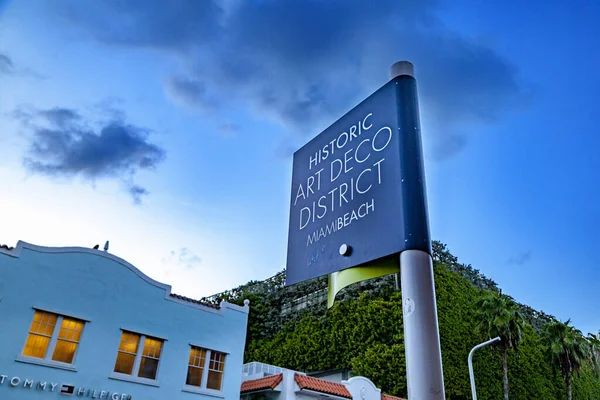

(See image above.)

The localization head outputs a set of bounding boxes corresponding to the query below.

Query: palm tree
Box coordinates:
[540,319,590,400]
[474,291,525,400]
[586,331,600,375]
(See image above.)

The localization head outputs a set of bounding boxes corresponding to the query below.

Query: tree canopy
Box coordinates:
[207,241,600,399]
[474,291,526,400]
[541,319,593,400]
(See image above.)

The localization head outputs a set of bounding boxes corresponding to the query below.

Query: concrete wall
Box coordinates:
[309,370,346,383]
[0,242,249,400]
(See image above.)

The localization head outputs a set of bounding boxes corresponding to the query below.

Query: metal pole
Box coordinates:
[468,337,501,400]
[400,250,445,399]
[391,61,445,400]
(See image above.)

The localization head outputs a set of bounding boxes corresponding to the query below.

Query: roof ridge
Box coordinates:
[294,373,352,399]
[381,394,407,400]
[241,373,284,393]
[169,292,220,309]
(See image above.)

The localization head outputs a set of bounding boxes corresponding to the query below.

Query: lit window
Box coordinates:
[22,310,85,365]
[139,337,163,380]
[114,332,140,375]
[186,346,226,391]
[113,331,163,381]
[207,351,226,390]
[186,347,206,387]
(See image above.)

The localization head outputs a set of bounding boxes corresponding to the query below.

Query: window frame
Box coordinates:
[182,345,228,397]
[110,330,164,387]
[16,309,86,372]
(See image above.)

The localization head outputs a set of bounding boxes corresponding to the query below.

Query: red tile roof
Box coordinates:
[241,374,283,393]
[382,394,406,400]
[295,374,352,398]
[169,293,220,309]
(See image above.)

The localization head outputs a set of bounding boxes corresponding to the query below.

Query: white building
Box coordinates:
[0,241,250,400]
[240,362,405,400]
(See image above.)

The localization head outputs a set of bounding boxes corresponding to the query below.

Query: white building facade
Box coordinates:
[0,241,249,400]
[240,362,404,400]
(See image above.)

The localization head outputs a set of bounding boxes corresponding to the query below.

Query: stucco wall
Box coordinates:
[312,371,344,383]
[0,242,249,400]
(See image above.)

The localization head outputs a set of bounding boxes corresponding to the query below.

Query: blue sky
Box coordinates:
[1,0,598,334]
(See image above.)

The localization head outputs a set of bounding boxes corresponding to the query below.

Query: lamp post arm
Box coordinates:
[468,337,501,400]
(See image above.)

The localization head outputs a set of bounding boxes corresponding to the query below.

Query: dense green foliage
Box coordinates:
[541,320,593,400]
[588,332,600,375]
[207,242,600,399]
[474,291,525,353]
[474,291,526,400]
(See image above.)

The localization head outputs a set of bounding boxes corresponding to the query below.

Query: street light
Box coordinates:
[468,337,501,400]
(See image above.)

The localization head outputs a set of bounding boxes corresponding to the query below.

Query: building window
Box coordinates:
[22,310,85,365]
[207,351,226,390]
[186,347,207,387]
[186,346,226,391]
[114,332,140,375]
[139,337,162,379]
[114,331,163,381]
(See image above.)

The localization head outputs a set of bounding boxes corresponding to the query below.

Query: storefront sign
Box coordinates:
[0,373,131,399]
[287,78,425,285]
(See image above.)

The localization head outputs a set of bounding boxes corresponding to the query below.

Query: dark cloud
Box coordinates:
[128,184,149,205]
[16,106,165,203]
[0,53,14,74]
[507,251,532,266]
[53,0,527,159]
[38,108,80,128]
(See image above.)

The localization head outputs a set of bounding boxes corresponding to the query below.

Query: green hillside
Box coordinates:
[205,242,600,399]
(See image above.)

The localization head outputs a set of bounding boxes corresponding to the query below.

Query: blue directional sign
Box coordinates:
[286,75,430,286]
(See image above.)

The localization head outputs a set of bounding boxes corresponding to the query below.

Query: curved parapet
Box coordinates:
[342,376,382,400]
[0,240,249,316]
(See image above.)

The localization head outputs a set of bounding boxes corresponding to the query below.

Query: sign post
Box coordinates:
[285,61,445,399]
[391,61,445,400]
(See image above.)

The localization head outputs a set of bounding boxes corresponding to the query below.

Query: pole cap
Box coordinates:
[390,61,415,79]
